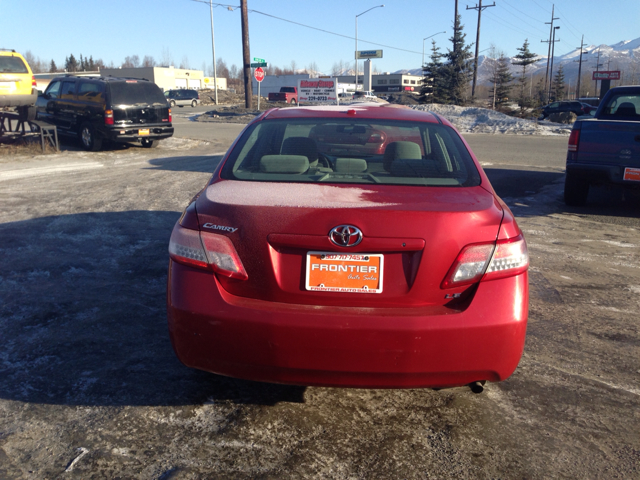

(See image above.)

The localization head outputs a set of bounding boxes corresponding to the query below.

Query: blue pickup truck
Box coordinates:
[564,86,640,206]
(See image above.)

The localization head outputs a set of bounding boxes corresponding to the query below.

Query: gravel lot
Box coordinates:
[0,133,638,479]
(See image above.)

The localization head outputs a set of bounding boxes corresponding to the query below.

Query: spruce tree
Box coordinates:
[552,64,566,101]
[488,55,513,110]
[420,40,445,103]
[65,54,78,73]
[441,13,474,105]
[512,39,537,111]
[49,60,58,73]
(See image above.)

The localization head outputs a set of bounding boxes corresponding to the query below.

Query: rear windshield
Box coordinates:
[108,81,167,105]
[0,56,29,74]
[221,118,481,187]
[599,92,640,119]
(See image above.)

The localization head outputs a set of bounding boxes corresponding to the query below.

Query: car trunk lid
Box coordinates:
[196,180,504,308]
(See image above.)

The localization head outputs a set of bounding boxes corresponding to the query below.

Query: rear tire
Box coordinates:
[564,172,589,206]
[290,98,297,104]
[79,123,102,152]
[141,138,159,148]
[170,100,176,108]
[191,100,197,107]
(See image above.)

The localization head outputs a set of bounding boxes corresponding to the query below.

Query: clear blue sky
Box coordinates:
[2,0,639,74]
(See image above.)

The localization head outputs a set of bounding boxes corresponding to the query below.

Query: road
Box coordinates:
[0,121,638,479]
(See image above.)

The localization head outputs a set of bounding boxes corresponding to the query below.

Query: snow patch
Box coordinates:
[411,104,571,135]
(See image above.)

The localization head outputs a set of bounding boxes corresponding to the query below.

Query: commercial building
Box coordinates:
[99,66,226,91]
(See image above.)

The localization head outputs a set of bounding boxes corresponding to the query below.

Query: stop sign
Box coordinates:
[254,67,265,82]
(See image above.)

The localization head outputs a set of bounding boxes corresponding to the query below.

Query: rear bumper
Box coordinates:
[167,261,529,389]
[105,125,174,143]
[0,90,37,107]
[566,162,640,187]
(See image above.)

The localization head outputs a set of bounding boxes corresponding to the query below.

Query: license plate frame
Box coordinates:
[623,167,640,182]
[305,251,384,294]
[138,128,150,136]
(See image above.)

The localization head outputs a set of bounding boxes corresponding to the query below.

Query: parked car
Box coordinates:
[539,100,589,119]
[338,92,354,100]
[164,89,199,108]
[36,76,174,151]
[167,104,530,392]
[268,87,298,104]
[0,48,38,120]
[564,85,640,206]
[353,90,377,100]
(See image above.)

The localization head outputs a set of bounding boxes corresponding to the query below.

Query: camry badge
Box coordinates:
[329,225,363,247]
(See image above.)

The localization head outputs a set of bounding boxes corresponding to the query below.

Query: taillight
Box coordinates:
[442,234,528,288]
[168,108,172,123]
[568,129,580,152]
[169,224,248,280]
[31,75,37,87]
[104,109,114,125]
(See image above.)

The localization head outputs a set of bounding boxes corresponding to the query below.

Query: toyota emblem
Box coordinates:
[329,225,363,247]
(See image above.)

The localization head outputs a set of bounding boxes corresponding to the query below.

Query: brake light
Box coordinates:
[442,234,528,288]
[31,75,37,88]
[169,224,248,280]
[104,109,114,125]
[568,129,580,152]
[168,108,172,123]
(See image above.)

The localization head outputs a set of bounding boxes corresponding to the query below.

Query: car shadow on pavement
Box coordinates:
[0,210,305,407]
[482,167,565,199]
[147,154,225,173]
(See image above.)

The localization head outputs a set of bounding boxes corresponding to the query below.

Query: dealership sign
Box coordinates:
[592,71,621,80]
[356,50,383,59]
[298,78,337,103]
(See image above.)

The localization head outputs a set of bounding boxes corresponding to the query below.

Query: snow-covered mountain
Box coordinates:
[395,36,640,87]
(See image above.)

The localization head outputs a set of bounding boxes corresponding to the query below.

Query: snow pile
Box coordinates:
[411,104,572,135]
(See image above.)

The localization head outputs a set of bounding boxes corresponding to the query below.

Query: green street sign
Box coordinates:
[250,62,268,68]
[253,57,265,63]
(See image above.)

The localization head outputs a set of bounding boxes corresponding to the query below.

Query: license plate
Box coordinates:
[0,81,16,91]
[139,129,150,136]
[623,167,640,182]
[305,251,384,293]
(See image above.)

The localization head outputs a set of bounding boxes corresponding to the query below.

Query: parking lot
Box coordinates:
[0,126,639,478]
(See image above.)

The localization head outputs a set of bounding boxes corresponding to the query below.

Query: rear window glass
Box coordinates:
[221,118,481,187]
[0,56,29,73]
[108,81,166,105]
[600,92,640,118]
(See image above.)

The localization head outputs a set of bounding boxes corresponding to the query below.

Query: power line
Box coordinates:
[483,10,542,40]
[502,0,546,23]
[498,2,548,35]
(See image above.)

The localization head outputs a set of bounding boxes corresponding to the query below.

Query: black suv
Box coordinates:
[539,100,588,120]
[164,89,199,107]
[35,76,174,151]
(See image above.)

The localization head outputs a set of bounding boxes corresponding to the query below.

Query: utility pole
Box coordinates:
[541,4,559,103]
[467,0,495,98]
[209,0,218,105]
[593,48,603,97]
[547,26,560,102]
[240,0,252,109]
[574,35,588,99]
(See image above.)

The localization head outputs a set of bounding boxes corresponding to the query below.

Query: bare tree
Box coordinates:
[142,55,156,68]
[179,55,190,69]
[122,55,140,68]
[161,47,173,67]
[290,60,297,73]
[216,58,229,79]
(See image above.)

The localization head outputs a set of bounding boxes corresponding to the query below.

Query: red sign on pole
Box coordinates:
[592,71,620,80]
[254,67,265,82]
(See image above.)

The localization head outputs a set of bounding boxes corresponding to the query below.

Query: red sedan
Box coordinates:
[167,104,529,392]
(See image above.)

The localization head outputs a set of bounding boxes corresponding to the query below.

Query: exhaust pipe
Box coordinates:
[469,381,486,394]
